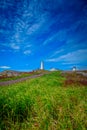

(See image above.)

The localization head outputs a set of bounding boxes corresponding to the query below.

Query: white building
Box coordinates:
[72,66,76,71]
[50,68,58,71]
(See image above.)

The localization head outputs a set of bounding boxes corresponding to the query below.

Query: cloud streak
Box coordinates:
[46,49,87,64]
[24,50,31,55]
[10,44,20,50]
[0,66,11,69]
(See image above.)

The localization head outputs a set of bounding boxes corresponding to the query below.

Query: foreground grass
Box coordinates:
[0,72,87,130]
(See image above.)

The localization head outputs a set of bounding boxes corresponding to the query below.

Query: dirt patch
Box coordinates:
[0,73,47,86]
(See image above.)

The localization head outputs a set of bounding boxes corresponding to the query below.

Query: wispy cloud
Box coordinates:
[24,50,31,55]
[24,45,32,48]
[50,49,64,58]
[43,35,54,45]
[46,49,87,64]
[0,66,11,69]
[43,29,67,45]
[10,43,20,50]
[27,22,42,35]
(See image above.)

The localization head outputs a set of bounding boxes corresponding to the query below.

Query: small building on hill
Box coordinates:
[72,66,76,71]
[50,68,59,71]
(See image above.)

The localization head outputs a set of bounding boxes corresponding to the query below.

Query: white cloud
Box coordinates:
[27,23,41,34]
[50,49,64,58]
[27,20,44,35]
[24,50,31,55]
[24,44,32,48]
[43,29,67,45]
[46,58,58,62]
[10,43,20,50]
[43,35,54,45]
[59,49,87,63]
[46,49,87,64]
[0,66,11,69]
[27,14,46,35]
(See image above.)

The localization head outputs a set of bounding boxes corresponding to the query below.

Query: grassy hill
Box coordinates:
[0,71,87,130]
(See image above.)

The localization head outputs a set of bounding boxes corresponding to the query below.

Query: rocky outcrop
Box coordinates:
[0,70,20,77]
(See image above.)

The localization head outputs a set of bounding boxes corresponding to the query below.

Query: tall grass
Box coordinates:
[0,72,87,130]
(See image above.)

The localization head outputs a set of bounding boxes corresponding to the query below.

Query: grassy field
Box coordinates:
[0,71,87,130]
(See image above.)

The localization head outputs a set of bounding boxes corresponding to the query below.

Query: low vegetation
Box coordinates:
[0,70,47,82]
[62,71,87,86]
[0,71,87,130]
[0,73,31,82]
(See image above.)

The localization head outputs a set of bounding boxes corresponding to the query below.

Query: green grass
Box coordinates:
[0,72,87,130]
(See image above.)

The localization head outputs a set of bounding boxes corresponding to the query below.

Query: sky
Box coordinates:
[0,0,87,71]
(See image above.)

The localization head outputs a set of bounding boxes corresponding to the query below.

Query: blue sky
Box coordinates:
[0,0,87,71]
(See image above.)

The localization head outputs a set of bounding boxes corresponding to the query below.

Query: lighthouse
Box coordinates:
[40,61,44,70]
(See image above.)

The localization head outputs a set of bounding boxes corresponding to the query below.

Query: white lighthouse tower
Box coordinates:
[40,61,44,70]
